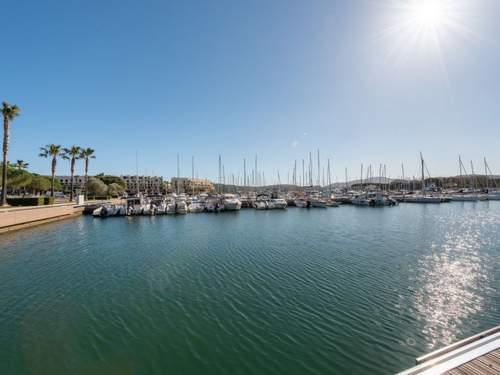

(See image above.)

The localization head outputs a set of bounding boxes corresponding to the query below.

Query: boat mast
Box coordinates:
[401,163,405,192]
[243,158,247,188]
[218,154,222,194]
[470,161,476,190]
[317,149,320,187]
[458,155,463,189]
[360,163,363,192]
[302,159,305,188]
[420,152,425,196]
[327,158,331,192]
[309,152,313,187]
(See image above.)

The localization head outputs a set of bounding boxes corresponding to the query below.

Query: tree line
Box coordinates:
[1,101,125,205]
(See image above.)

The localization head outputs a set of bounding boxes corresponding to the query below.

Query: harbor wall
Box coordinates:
[0,204,84,234]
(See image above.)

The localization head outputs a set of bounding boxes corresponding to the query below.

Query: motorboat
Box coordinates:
[294,199,308,208]
[94,204,119,217]
[205,196,222,212]
[189,200,205,213]
[254,200,268,210]
[155,201,167,215]
[351,194,369,206]
[166,199,176,214]
[126,197,144,215]
[270,198,287,209]
[222,194,242,211]
[366,191,398,206]
[309,198,327,208]
[92,206,103,217]
[325,200,339,207]
[175,196,187,214]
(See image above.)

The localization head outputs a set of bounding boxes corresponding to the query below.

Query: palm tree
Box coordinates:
[62,145,82,201]
[14,160,29,170]
[39,144,63,197]
[1,102,21,206]
[80,148,95,199]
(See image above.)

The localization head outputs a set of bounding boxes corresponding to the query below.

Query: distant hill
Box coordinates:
[214,174,500,191]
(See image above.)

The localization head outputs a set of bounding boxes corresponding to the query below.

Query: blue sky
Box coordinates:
[3,0,500,183]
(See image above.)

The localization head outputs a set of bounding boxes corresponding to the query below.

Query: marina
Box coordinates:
[1,202,499,374]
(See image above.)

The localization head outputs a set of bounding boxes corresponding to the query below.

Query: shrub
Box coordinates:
[7,197,45,206]
[44,197,55,205]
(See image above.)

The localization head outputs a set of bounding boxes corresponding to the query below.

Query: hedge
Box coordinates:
[44,197,55,205]
[7,197,45,206]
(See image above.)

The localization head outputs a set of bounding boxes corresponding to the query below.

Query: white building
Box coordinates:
[122,175,164,194]
[54,175,86,192]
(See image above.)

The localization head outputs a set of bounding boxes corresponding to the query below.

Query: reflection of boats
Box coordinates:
[488,191,500,201]
[404,195,443,203]
[448,194,479,202]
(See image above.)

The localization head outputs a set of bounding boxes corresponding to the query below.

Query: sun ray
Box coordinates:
[370,0,484,72]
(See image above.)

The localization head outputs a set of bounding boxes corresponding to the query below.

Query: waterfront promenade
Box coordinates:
[0,199,122,233]
[0,203,84,233]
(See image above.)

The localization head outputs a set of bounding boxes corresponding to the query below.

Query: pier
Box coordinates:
[397,326,500,375]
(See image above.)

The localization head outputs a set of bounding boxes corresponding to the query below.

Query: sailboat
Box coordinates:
[404,153,444,203]
[448,156,479,201]
[483,158,500,200]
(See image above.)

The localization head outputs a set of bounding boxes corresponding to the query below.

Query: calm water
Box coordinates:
[1,203,499,375]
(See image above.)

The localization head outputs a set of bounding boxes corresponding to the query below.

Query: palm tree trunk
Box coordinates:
[70,158,75,201]
[1,117,10,206]
[51,157,56,197]
[84,158,89,199]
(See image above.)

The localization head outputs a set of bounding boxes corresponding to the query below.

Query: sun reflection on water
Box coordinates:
[410,216,494,349]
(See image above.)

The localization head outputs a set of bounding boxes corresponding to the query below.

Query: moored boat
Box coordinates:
[222,194,242,211]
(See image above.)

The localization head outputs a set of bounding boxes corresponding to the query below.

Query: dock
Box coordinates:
[397,326,500,375]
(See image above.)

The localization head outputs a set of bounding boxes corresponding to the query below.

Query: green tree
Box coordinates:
[62,146,82,201]
[107,182,125,197]
[28,175,52,195]
[95,174,126,188]
[86,177,107,197]
[80,148,95,199]
[1,102,21,205]
[39,144,63,197]
[8,168,32,194]
[14,160,29,170]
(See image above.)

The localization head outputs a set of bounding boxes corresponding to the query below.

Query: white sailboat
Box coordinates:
[404,153,444,203]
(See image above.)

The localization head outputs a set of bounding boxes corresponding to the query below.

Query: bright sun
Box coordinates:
[373,0,475,70]
[413,0,446,28]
